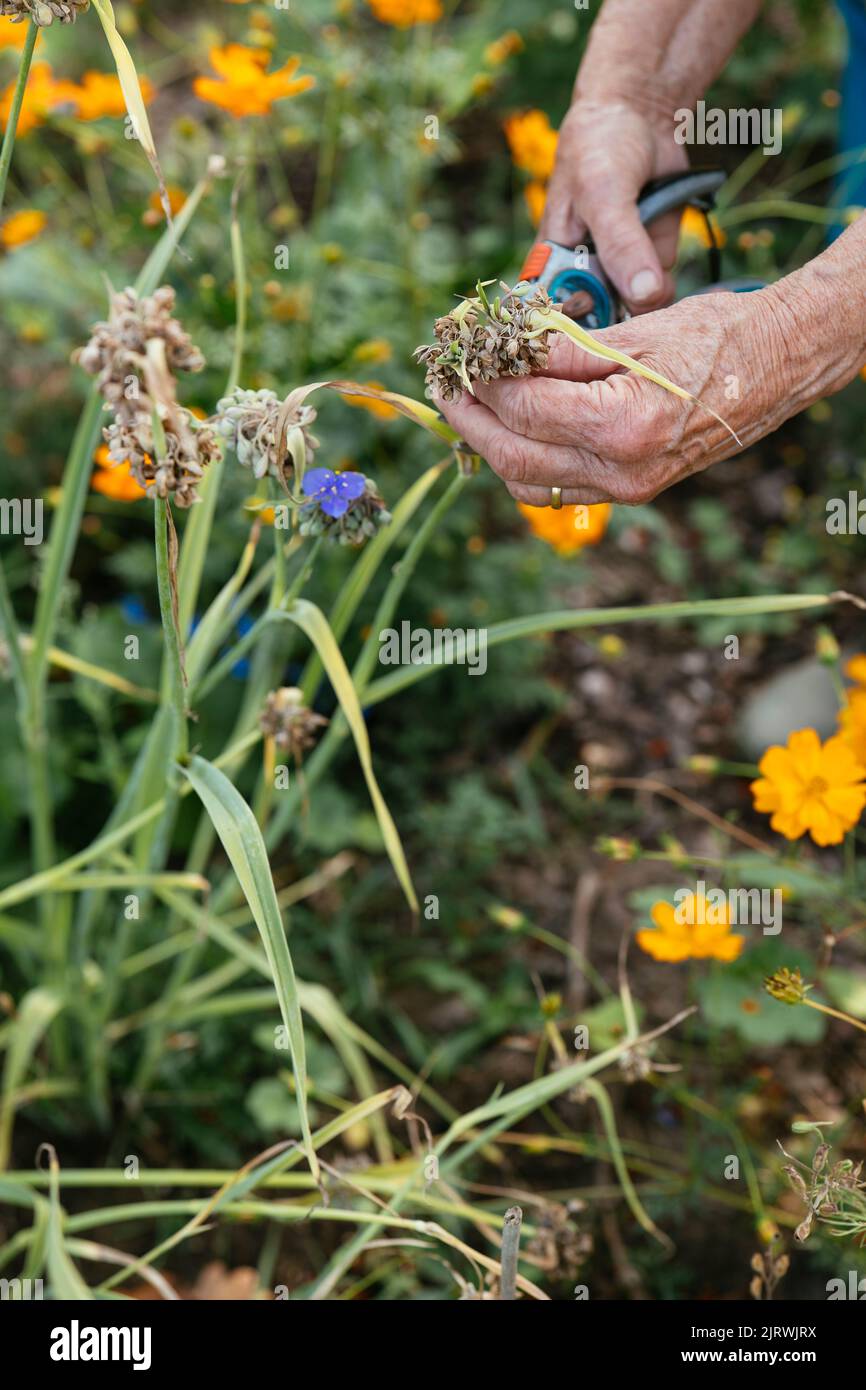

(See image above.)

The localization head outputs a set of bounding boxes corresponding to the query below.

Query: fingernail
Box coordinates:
[629,269,661,302]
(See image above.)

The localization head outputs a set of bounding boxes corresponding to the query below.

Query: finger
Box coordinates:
[436,391,616,495]
[581,176,670,313]
[648,209,683,274]
[537,321,647,383]
[474,374,613,450]
[506,480,617,507]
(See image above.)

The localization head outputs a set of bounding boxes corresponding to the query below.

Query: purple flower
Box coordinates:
[301,467,366,518]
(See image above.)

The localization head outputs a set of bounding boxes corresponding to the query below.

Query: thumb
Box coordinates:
[582,178,670,314]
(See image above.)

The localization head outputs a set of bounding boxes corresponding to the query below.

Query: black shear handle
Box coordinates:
[636,167,726,225]
[637,166,727,281]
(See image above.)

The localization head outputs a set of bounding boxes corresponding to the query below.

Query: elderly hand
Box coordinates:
[540,96,687,316]
[436,284,835,508]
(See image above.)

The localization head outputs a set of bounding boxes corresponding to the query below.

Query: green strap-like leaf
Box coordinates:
[180,755,318,1180]
[0,989,62,1172]
[40,1145,93,1300]
[279,600,418,915]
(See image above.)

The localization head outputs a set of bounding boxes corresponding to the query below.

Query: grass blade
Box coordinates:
[363,592,837,706]
[278,600,418,915]
[179,754,318,1180]
[0,990,62,1172]
[38,1144,93,1300]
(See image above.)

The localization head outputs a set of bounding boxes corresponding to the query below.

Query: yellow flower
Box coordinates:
[1,209,46,249]
[352,338,392,365]
[0,62,78,136]
[503,109,558,180]
[517,501,610,554]
[342,381,399,419]
[71,71,155,122]
[524,180,547,226]
[91,444,147,502]
[636,893,744,964]
[679,205,727,250]
[0,16,36,49]
[484,31,524,66]
[750,728,866,846]
[193,44,314,118]
[244,496,275,525]
[845,653,866,686]
[366,0,442,28]
[142,184,187,226]
[838,689,866,767]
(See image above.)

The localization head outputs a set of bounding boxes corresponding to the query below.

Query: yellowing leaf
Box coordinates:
[533,305,742,446]
[90,0,169,219]
[278,600,418,915]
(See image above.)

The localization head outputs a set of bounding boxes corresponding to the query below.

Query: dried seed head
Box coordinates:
[414,283,555,403]
[105,415,220,509]
[0,0,89,23]
[618,1044,653,1083]
[259,687,328,761]
[763,966,811,1005]
[812,1143,830,1174]
[794,1213,814,1242]
[74,286,214,508]
[75,286,204,401]
[212,387,319,487]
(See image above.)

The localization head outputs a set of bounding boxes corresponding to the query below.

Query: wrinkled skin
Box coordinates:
[436,273,863,508]
[435,0,866,510]
[539,97,688,316]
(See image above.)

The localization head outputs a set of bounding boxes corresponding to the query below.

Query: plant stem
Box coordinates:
[498,1206,522,1300]
[805,999,866,1035]
[0,18,38,217]
[153,498,188,762]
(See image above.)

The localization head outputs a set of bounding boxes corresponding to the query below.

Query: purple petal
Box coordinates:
[302,467,334,496]
[320,494,350,518]
[335,471,366,500]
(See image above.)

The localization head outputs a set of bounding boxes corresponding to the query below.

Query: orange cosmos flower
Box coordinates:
[91,445,148,502]
[636,892,744,964]
[193,44,314,118]
[517,501,610,555]
[366,0,442,27]
[0,16,36,49]
[679,204,727,251]
[1,209,46,249]
[0,62,78,136]
[485,31,524,66]
[71,71,155,122]
[750,727,866,846]
[845,653,866,686]
[342,382,399,419]
[524,180,547,226]
[503,110,558,181]
[837,689,866,765]
[143,184,187,225]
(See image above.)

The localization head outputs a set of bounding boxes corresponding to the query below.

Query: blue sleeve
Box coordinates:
[834,0,866,234]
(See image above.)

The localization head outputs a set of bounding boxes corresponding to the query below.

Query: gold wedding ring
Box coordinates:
[550,486,562,510]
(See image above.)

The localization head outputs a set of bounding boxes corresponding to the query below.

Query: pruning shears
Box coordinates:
[519,166,763,330]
